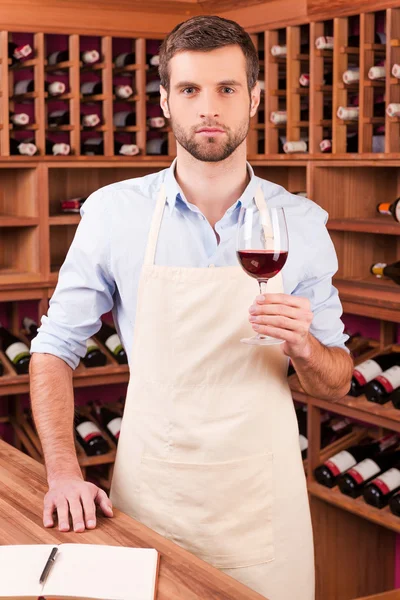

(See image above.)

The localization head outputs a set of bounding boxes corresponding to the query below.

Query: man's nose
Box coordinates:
[198,92,220,119]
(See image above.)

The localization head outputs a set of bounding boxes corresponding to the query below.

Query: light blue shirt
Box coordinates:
[31,158,349,369]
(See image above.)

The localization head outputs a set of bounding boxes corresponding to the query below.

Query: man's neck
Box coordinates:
[174,145,250,228]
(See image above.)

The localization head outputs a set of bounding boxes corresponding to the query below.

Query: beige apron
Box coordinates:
[110,183,315,600]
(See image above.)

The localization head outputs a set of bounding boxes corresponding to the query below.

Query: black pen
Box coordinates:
[39,546,59,584]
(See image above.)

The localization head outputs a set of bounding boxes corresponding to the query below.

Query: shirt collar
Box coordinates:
[164,157,260,215]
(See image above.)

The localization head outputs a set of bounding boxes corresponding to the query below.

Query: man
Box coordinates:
[30,15,353,600]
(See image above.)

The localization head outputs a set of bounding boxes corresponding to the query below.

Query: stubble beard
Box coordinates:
[169,112,251,163]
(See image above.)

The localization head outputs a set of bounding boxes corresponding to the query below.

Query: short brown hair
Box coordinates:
[158,15,259,94]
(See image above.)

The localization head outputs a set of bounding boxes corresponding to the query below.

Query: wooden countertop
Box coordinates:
[0,439,266,600]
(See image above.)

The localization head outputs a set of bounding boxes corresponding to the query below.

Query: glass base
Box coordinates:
[240,335,284,346]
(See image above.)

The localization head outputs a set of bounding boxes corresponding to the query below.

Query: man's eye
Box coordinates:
[182,87,196,94]
[221,87,234,94]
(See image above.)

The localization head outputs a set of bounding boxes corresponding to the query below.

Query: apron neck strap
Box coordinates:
[143,183,167,266]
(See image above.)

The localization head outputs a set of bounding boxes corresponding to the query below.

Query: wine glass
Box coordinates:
[236,201,288,346]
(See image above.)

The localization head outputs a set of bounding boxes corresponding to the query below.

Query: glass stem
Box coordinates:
[257,280,269,339]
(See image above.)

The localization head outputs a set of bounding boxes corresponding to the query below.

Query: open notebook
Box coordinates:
[0,544,160,600]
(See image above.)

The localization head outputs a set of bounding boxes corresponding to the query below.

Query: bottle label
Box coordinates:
[13,44,32,60]
[81,50,99,64]
[105,333,123,355]
[299,73,310,87]
[115,85,133,99]
[85,337,99,352]
[14,80,32,95]
[375,366,400,394]
[82,114,100,127]
[115,53,129,67]
[325,450,357,477]
[61,198,85,213]
[48,82,65,96]
[113,111,130,127]
[5,341,30,364]
[76,420,102,442]
[107,417,122,439]
[373,468,400,495]
[353,359,383,386]
[347,458,380,484]
[299,434,308,452]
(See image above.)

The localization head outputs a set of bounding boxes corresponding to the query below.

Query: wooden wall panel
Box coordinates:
[308,0,400,19]
[218,0,307,30]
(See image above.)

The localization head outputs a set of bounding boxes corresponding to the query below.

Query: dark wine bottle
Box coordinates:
[314,434,399,488]
[47,49,100,65]
[61,197,87,213]
[147,117,166,129]
[389,490,400,516]
[114,52,135,67]
[96,321,128,365]
[338,448,400,498]
[364,366,400,404]
[81,138,103,155]
[363,460,400,508]
[91,402,122,444]
[371,261,400,285]
[10,111,29,126]
[74,412,110,456]
[390,387,400,410]
[80,81,133,99]
[146,53,159,67]
[8,41,33,66]
[22,317,38,340]
[9,138,37,156]
[315,36,334,50]
[146,138,168,155]
[0,323,31,374]
[349,353,400,397]
[48,110,101,128]
[14,78,66,96]
[145,79,161,96]
[296,406,309,459]
[45,139,71,156]
[377,198,400,223]
[82,337,107,368]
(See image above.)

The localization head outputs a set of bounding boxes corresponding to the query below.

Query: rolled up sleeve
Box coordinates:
[30,189,115,369]
[291,204,349,352]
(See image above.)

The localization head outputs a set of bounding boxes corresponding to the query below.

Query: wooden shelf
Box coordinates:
[0,216,39,227]
[45,60,73,72]
[327,218,400,235]
[49,215,81,225]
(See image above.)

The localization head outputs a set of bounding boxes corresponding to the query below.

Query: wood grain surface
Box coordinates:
[0,439,267,600]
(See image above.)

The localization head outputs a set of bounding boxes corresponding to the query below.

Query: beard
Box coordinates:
[169,112,250,163]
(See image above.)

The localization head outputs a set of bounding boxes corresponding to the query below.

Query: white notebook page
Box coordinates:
[44,544,159,600]
[0,544,54,597]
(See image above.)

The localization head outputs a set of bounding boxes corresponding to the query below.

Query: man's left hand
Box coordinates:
[249,293,314,360]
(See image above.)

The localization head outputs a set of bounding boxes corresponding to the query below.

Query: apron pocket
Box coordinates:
[139,452,275,569]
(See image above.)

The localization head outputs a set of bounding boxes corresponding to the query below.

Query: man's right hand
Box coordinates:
[43,476,114,532]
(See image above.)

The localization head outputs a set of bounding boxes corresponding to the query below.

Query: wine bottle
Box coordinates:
[299,73,310,87]
[283,140,308,154]
[320,132,359,153]
[74,412,110,456]
[14,79,67,98]
[270,45,287,57]
[350,352,400,397]
[270,111,287,125]
[314,434,399,488]
[364,366,400,404]
[146,138,168,156]
[315,36,334,50]
[9,138,37,156]
[389,491,400,516]
[390,387,400,410]
[82,138,138,156]
[45,140,71,156]
[0,323,31,375]
[82,337,107,368]
[8,42,33,65]
[147,53,160,67]
[392,64,400,79]
[338,448,400,498]
[10,111,29,126]
[377,198,400,223]
[114,52,135,67]
[371,261,400,285]
[363,460,400,508]
[48,110,101,128]
[145,79,161,96]
[342,68,360,85]
[113,111,136,127]
[386,103,400,118]
[80,81,102,96]
[48,49,100,65]
[91,402,122,444]
[147,116,166,129]
[95,321,128,364]
[368,64,386,80]
[115,141,139,156]
[22,317,38,340]
[113,84,134,99]
[337,106,359,120]
[61,197,86,213]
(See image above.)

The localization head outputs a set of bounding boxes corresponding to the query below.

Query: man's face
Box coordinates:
[160,45,260,163]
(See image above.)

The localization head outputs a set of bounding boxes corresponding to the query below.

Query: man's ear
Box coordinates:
[160,85,171,119]
[250,82,261,118]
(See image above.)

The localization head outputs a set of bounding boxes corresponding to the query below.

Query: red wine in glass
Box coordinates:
[236,202,288,346]
[237,249,288,279]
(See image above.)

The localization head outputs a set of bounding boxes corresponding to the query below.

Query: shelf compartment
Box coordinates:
[0,226,40,285]
[0,168,38,218]
[49,214,80,225]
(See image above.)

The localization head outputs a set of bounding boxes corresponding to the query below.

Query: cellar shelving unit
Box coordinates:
[0,2,400,599]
